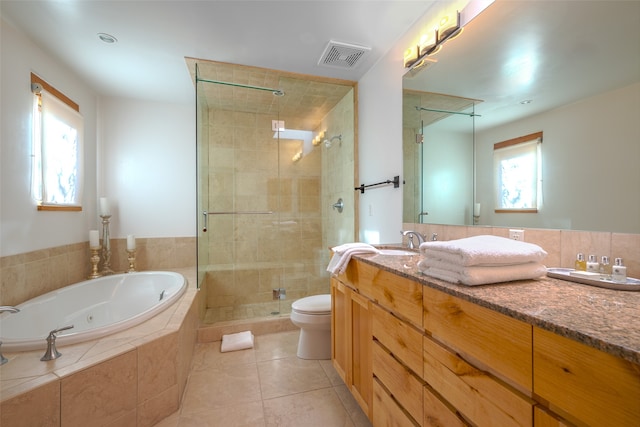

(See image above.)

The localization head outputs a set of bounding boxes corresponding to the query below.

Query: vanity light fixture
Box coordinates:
[404,0,495,70]
[292,151,303,162]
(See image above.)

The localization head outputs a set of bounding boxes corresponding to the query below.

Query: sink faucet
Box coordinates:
[401,230,425,249]
[0,306,20,365]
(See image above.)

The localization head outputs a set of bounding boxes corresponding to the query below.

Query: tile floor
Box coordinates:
[156,330,372,427]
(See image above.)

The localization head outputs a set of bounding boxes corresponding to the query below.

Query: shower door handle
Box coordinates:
[203,210,273,232]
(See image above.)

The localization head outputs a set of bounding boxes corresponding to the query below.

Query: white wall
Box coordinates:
[1,17,196,258]
[1,17,98,256]
[99,97,195,239]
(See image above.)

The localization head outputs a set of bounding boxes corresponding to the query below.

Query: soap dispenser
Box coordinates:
[612,258,627,283]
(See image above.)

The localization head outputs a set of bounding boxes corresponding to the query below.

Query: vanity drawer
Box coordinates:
[368,263,423,327]
[337,259,373,298]
[372,304,423,376]
[373,341,423,424]
[423,385,468,427]
[423,286,532,393]
[372,379,419,427]
[533,327,640,427]
[423,335,533,427]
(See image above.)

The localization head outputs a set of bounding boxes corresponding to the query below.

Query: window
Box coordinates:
[31,73,84,211]
[493,131,542,212]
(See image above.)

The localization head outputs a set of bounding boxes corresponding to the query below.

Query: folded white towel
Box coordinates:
[419,235,547,267]
[220,331,254,353]
[327,243,379,275]
[417,258,547,286]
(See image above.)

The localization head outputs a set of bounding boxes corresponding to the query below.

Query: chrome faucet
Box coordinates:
[40,325,74,361]
[401,230,426,249]
[0,306,20,314]
[0,306,20,365]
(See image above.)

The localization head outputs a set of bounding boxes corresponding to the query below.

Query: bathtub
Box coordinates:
[0,271,187,352]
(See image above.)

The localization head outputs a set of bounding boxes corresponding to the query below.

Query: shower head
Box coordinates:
[324,134,342,148]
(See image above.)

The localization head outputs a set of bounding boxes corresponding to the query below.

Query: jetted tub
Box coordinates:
[0,271,187,352]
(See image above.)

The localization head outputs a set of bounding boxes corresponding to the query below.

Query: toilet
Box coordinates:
[290,294,332,360]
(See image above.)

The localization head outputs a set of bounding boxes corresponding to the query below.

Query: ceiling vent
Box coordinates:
[318,40,371,69]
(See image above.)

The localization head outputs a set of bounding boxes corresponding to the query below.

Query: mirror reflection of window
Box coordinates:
[493,132,542,212]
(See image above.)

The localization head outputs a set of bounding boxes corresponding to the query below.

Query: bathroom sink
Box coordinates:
[377,249,418,256]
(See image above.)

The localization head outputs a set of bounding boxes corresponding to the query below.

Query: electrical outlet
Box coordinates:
[509,229,525,241]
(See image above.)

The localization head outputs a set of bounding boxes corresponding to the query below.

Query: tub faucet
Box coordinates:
[0,306,20,314]
[401,230,425,249]
[41,325,74,361]
[0,307,20,365]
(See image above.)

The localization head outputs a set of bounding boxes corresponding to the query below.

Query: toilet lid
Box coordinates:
[292,294,331,314]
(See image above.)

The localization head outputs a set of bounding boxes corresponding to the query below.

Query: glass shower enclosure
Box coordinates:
[191,59,357,325]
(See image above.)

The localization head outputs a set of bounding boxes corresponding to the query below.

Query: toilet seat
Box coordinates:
[292,294,331,315]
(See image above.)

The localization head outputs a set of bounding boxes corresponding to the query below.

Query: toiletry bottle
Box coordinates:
[612,258,627,283]
[574,253,586,271]
[586,254,599,273]
[599,256,612,280]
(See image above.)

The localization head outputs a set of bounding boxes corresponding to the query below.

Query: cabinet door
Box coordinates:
[350,291,372,418]
[534,327,640,427]
[331,277,349,383]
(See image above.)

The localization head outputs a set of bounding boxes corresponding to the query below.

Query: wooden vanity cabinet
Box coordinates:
[333,259,640,427]
[533,327,640,427]
[331,275,373,418]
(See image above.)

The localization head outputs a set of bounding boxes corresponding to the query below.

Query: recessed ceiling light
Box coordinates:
[520,99,533,105]
[97,33,118,44]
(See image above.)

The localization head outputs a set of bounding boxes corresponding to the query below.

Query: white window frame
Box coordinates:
[31,74,84,211]
[493,131,542,213]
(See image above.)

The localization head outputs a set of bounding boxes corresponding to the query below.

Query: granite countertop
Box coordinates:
[354,250,640,365]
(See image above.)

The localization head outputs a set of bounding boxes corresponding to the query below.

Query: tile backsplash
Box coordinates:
[0,237,196,306]
[403,223,640,279]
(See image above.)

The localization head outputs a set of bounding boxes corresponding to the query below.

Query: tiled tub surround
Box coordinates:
[1,237,196,307]
[357,250,640,365]
[0,268,200,427]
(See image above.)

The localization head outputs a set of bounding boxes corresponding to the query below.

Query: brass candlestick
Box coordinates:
[88,247,102,279]
[100,214,115,275]
[126,249,137,273]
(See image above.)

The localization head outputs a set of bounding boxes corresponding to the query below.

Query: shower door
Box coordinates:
[194,60,357,324]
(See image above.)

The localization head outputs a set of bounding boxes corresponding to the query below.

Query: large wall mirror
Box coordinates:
[403,1,640,233]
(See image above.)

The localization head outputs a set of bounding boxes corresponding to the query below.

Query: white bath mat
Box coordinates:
[220,330,254,353]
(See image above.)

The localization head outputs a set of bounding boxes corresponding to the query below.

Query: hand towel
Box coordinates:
[419,235,547,267]
[220,331,254,353]
[327,243,379,275]
[417,258,547,286]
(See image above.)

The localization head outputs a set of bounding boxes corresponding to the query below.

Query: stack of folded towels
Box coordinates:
[327,242,379,275]
[417,235,547,286]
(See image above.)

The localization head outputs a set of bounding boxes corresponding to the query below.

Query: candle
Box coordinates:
[127,235,136,251]
[89,230,100,248]
[474,202,481,217]
[99,197,110,216]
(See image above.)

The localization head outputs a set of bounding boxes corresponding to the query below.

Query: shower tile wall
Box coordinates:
[204,107,328,322]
